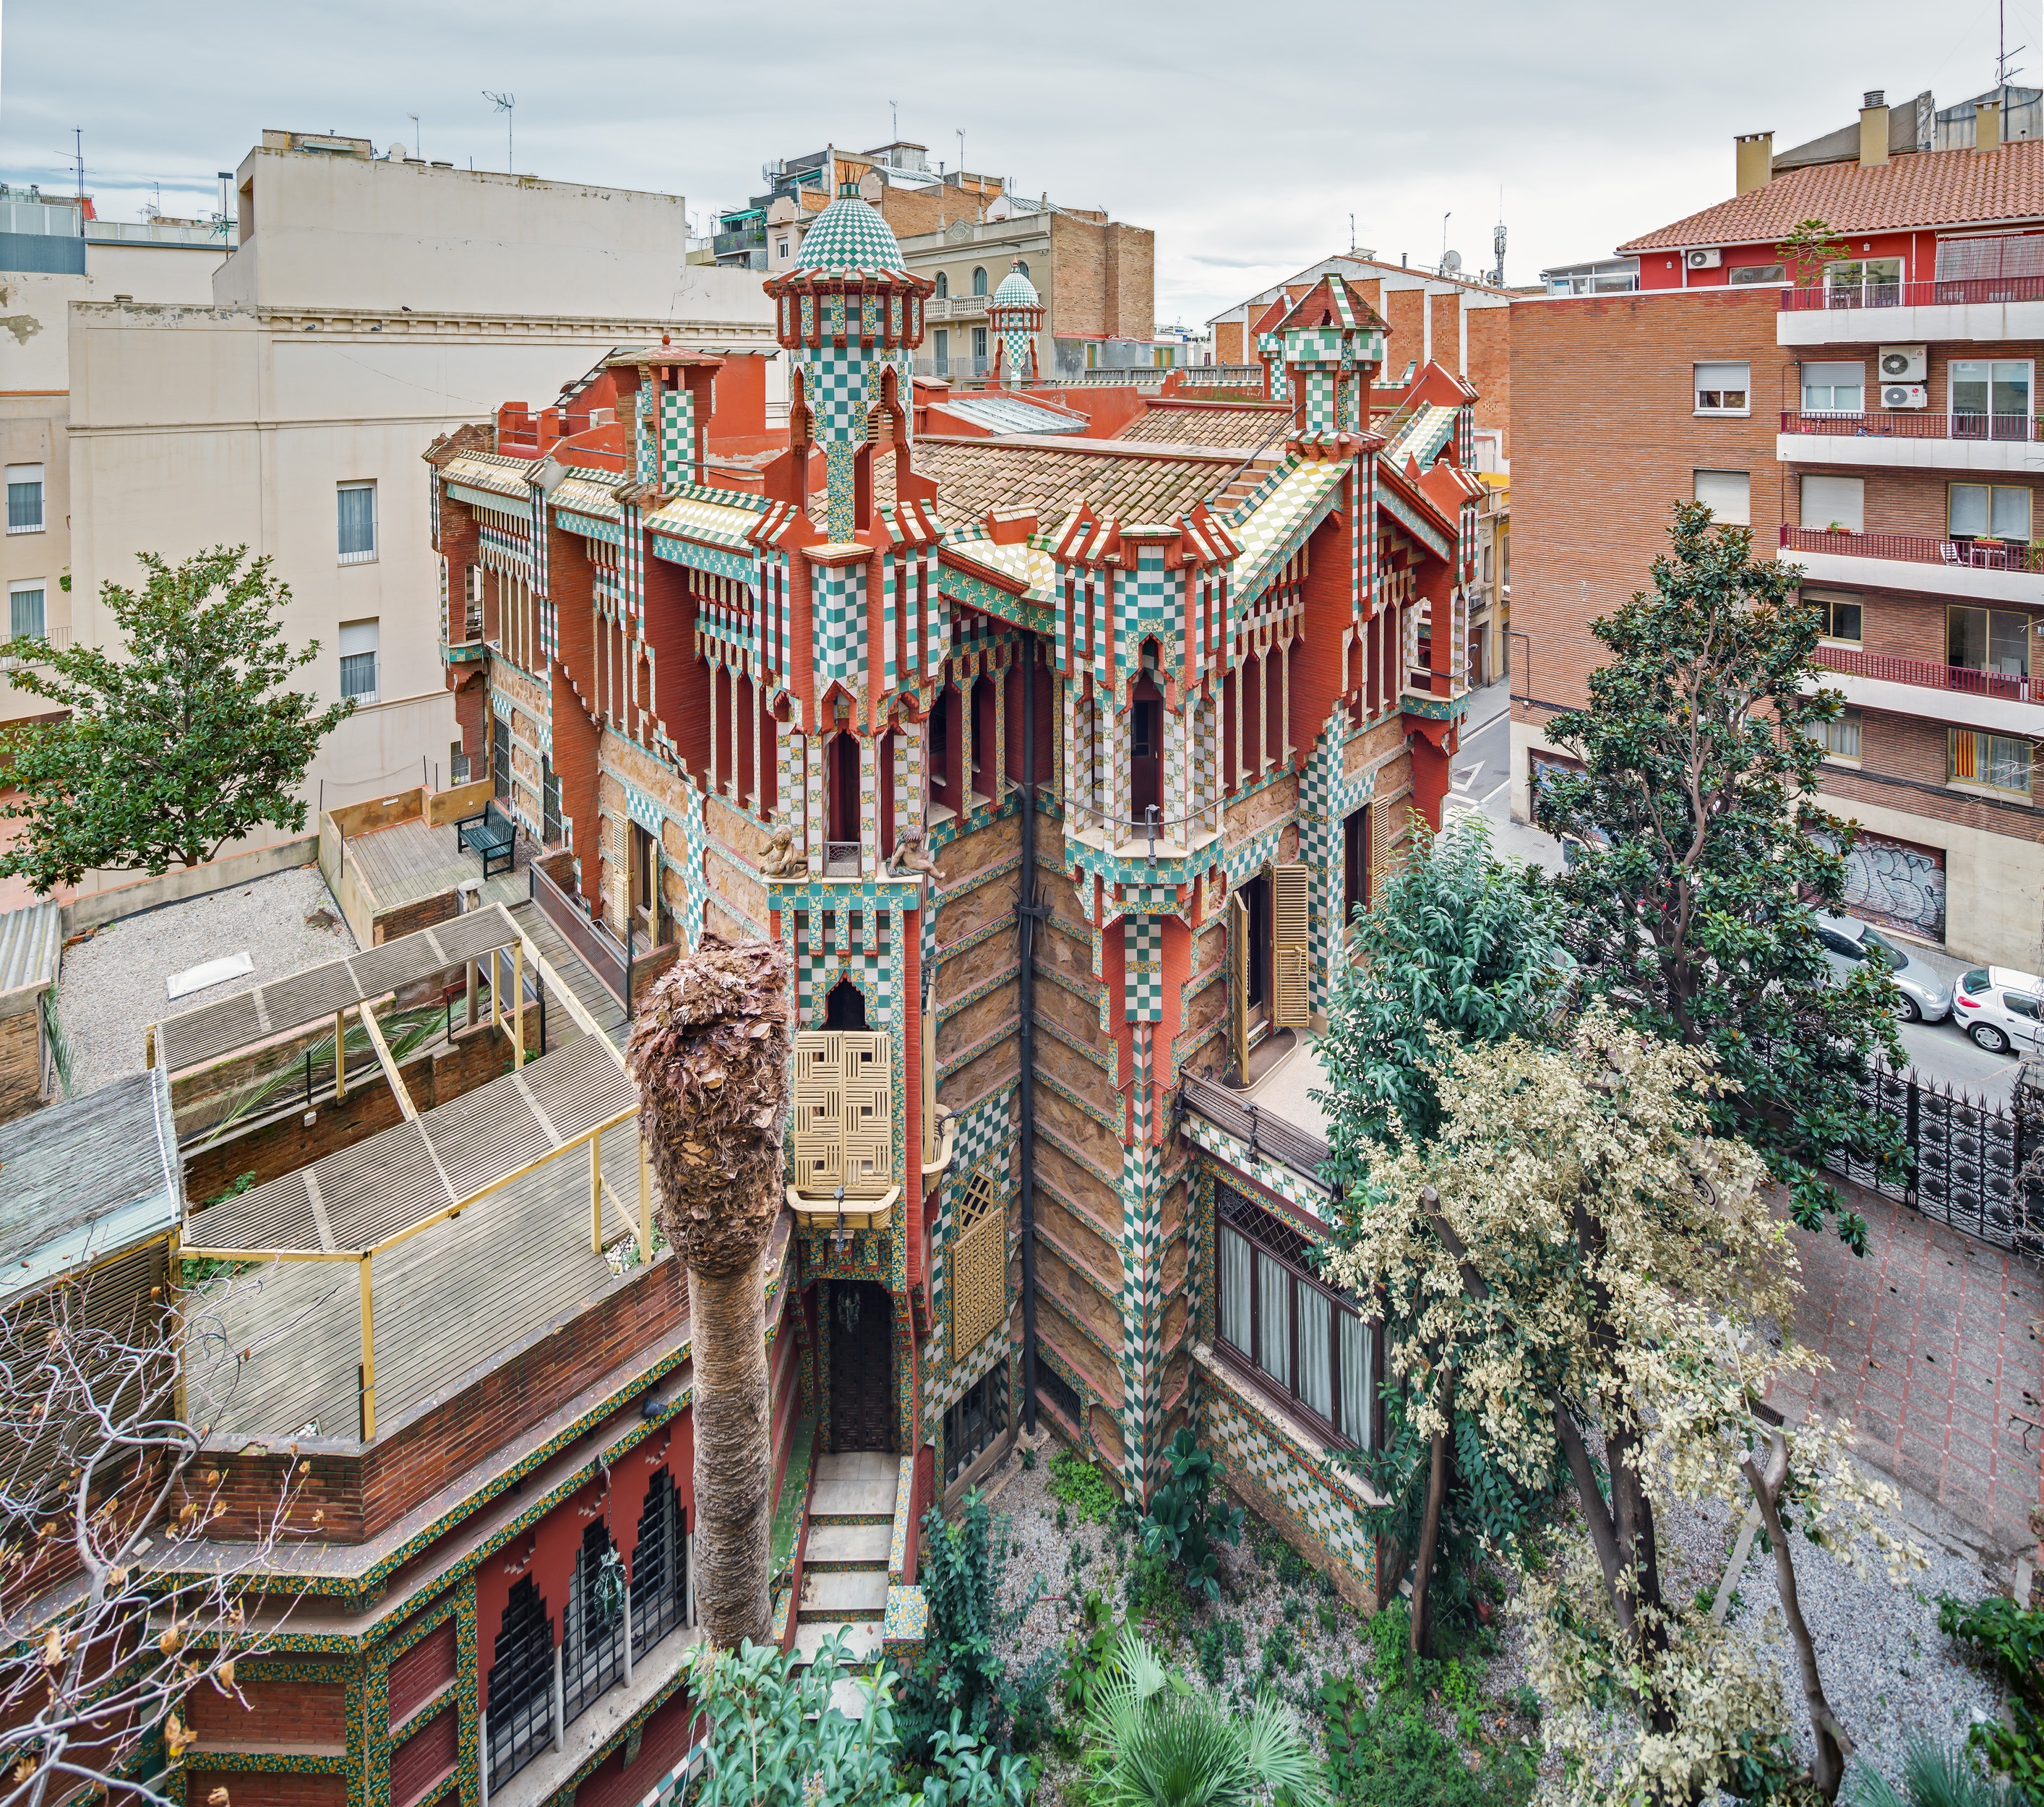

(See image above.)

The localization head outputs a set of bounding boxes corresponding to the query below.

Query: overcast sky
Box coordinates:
[2,1,2035,326]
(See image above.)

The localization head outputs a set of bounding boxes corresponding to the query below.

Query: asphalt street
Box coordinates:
[1441,679,2024,1107]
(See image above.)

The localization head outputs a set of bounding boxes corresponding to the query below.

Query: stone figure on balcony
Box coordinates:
[886,830,945,886]
[756,823,807,878]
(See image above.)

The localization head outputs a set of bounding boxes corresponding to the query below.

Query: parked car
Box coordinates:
[1954,965,2044,1054]
[1813,912,1952,1023]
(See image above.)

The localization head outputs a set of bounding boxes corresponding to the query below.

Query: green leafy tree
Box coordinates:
[0,548,353,890]
[1933,1594,2044,1797]
[1777,217,1852,288]
[1533,502,1905,1248]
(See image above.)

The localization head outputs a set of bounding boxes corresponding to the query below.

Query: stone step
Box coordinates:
[794,1621,883,1668]
[810,1475,899,1523]
[813,1450,900,1482]
[799,1569,888,1623]
[804,1521,892,1571]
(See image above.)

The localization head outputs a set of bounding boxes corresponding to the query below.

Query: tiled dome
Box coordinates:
[992,263,1039,307]
[793,193,907,276]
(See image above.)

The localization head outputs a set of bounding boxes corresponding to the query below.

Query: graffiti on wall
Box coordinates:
[1839,830,1947,943]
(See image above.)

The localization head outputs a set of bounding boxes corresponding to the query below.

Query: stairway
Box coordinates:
[794,1451,901,1713]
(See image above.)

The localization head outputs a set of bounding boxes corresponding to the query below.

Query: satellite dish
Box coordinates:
[857,170,885,203]
[1440,249,1462,273]
[387,142,410,162]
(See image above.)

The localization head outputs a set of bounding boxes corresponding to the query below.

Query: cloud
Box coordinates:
[0,0,2012,324]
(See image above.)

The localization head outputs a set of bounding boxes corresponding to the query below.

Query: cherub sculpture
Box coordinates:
[757,823,807,877]
[887,830,945,885]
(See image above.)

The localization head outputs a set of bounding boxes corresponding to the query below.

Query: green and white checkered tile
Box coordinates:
[635,384,656,486]
[1124,915,1166,1022]
[794,195,908,275]
[659,389,695,491]
[1201,1386,1374,1584]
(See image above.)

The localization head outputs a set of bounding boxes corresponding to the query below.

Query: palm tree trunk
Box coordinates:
[690,1259,773,1649]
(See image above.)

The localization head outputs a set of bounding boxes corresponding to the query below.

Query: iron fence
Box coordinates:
[1826,1062,2042,1257]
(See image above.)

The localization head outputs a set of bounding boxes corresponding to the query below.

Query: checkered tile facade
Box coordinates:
[659,390,695,491]
[1201,1381,1376,1592]
[925,1086,1018,1426]
[1123,914,1165,1021]
[1115,1029,1167,1496]
[635,383,656,486]
[1298,700,1377,1010]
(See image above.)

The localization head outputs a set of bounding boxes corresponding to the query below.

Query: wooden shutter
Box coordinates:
[949,1165,1006,1359]
[1228,894,1250,1078]
[790,1032,893,1197]
[1271,862,1310,1029]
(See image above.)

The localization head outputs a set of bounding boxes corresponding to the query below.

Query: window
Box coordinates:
[486,1578,554,1790]
[1801,361,1865,414]
[7,583,45,643]
[1950,359,2032,435]
[1807,705,1863,760]
[562,1521,625,1724]
[776,237,789,258]
[542,756,562,844]
[1826,257,1902,304]
[1800,473,1865,533]
[1950,729,2034,795]
[971,266,988,296]
[1015,259,1029,278]
[630,1471,687,1660]
[1214,1184,1374,1448]
[1695,362,1751,413]
[1131,698,1160,757]
[972,325,987,361]
[1036,1360,1081,1429]
[1808,588,1863,642]
[338,619,379,701]
[942,1364,1009,1487]
[1949,482,2033,541]
[1948,606,2032,677]
[934,327,949,373]
[491,716,510,799]
[6,465,43,535]
[935,270,949,298]
[1729,262,1787,285]
[337,480,376,563]
[1693,469,1751,525]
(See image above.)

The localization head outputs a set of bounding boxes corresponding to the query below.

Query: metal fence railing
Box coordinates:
[1180,1070,1333,1196]
[1814,643,2039,703]
[1780,275,2044,312]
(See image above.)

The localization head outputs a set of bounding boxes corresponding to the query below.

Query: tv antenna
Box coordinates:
[408,113,421,161]
[889,99,899,140]
[1349,212,1355,252]
[1441,210,1452,270]
[1997,0,2026,87]
[484,91,515,171]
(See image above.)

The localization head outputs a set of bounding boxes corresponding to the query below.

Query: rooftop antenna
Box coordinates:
[484,90,515,171]
[1349,212,1355,252]
[1996,0,2025,87]
[408,113,421,160]
[70,129,84,202]
[889,99,898,141]
[956,128,965,177]
[1441,210,1451,268]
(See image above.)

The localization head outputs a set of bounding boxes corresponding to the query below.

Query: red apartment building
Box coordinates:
[1513,85,2044,971]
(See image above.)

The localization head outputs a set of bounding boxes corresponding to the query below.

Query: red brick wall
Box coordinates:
[387,1620,456,1726]
[569,1691,699,1807]
[186,1678,345,1743]
[1508,286,1788,716]
[388,1701,458,1807]
[1466,306,1511,453]
[185,1776,344,1807]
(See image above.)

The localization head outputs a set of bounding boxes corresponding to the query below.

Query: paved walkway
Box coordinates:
[1772,1185,2043,1565]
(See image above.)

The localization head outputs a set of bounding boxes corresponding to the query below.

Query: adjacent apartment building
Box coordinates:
[722,143,1156,377]
[21,131,773,883]
[1513,84,2044,971]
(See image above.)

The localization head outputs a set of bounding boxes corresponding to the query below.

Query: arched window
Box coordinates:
[971,267,988,296]
[935,270,948,298]
[1015,259,1029,278]
[631,1470,688,1658]
[562,1521,624,1722]
[487,1579,554,1789]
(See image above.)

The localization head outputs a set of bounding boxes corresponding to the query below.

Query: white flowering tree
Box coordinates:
[1321,1008,1918,1804]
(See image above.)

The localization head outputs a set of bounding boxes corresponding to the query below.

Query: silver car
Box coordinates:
[1814,911,1953,1023]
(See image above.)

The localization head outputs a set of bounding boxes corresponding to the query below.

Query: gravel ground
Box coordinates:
[56,865,356,1094]
[972,1433,2007,1803]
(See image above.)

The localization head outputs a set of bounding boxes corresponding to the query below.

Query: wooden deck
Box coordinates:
[509,897,629,1048]
[343,817,527,919]
[203,1108,650,1441]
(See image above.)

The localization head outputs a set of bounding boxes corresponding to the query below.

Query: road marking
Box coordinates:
[1480,778,1510,805]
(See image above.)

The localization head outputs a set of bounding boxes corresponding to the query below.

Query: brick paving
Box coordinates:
[1772,1185,2043,1563]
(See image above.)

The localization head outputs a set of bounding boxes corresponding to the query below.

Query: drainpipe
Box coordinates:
[1018,640,1042,1433]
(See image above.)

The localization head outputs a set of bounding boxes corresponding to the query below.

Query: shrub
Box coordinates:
[1936,1592,2044,1796]
[1048,1448,1120,1524]
[1318,1671,1533,1807]
[1127,1428,1245,1604]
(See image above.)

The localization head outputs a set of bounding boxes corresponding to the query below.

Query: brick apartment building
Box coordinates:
[1512,83,2044,971]
[721,144,1156,377]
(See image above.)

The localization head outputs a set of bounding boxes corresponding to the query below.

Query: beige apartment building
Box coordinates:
[21,130,775,860]
[2,189,228,726]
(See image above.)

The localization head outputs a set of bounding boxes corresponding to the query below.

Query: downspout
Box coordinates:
[1019,640,1042,1433]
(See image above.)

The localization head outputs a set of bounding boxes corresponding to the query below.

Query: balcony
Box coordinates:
[1811,643,2044,736]
[1779,411,2044,474]
[925,295,990,322]
[1777,526,2044,606]
[1777,275,2044,345]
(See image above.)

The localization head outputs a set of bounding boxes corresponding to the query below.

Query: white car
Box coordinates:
[1954,965,2044,1054]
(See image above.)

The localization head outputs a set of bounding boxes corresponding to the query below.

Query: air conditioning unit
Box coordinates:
[1686,248,1722,270]
[1882,383,1930,408]
[1878,344,1928,381]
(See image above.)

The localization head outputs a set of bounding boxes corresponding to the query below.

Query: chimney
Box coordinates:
[1735,131,1774,196]
[1978,97,2003,153]
[1859,90,1890,167]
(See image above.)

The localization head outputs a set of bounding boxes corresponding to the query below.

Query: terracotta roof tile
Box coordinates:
[907,439,1239,525]
[1117,406,1287,447]
[1617,140,2044,252]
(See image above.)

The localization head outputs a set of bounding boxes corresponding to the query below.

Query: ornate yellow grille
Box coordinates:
[790,1031,893,1198]
[949,1163,1007,1360]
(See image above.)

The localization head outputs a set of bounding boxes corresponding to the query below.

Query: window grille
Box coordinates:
[942,1362,1008,1485]
[562,1521,625,1725]
[631,1470,687,1660]
[1036,1360,1081,1428]
[949,1163,1006,1358]
[486,1578,554,1790]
